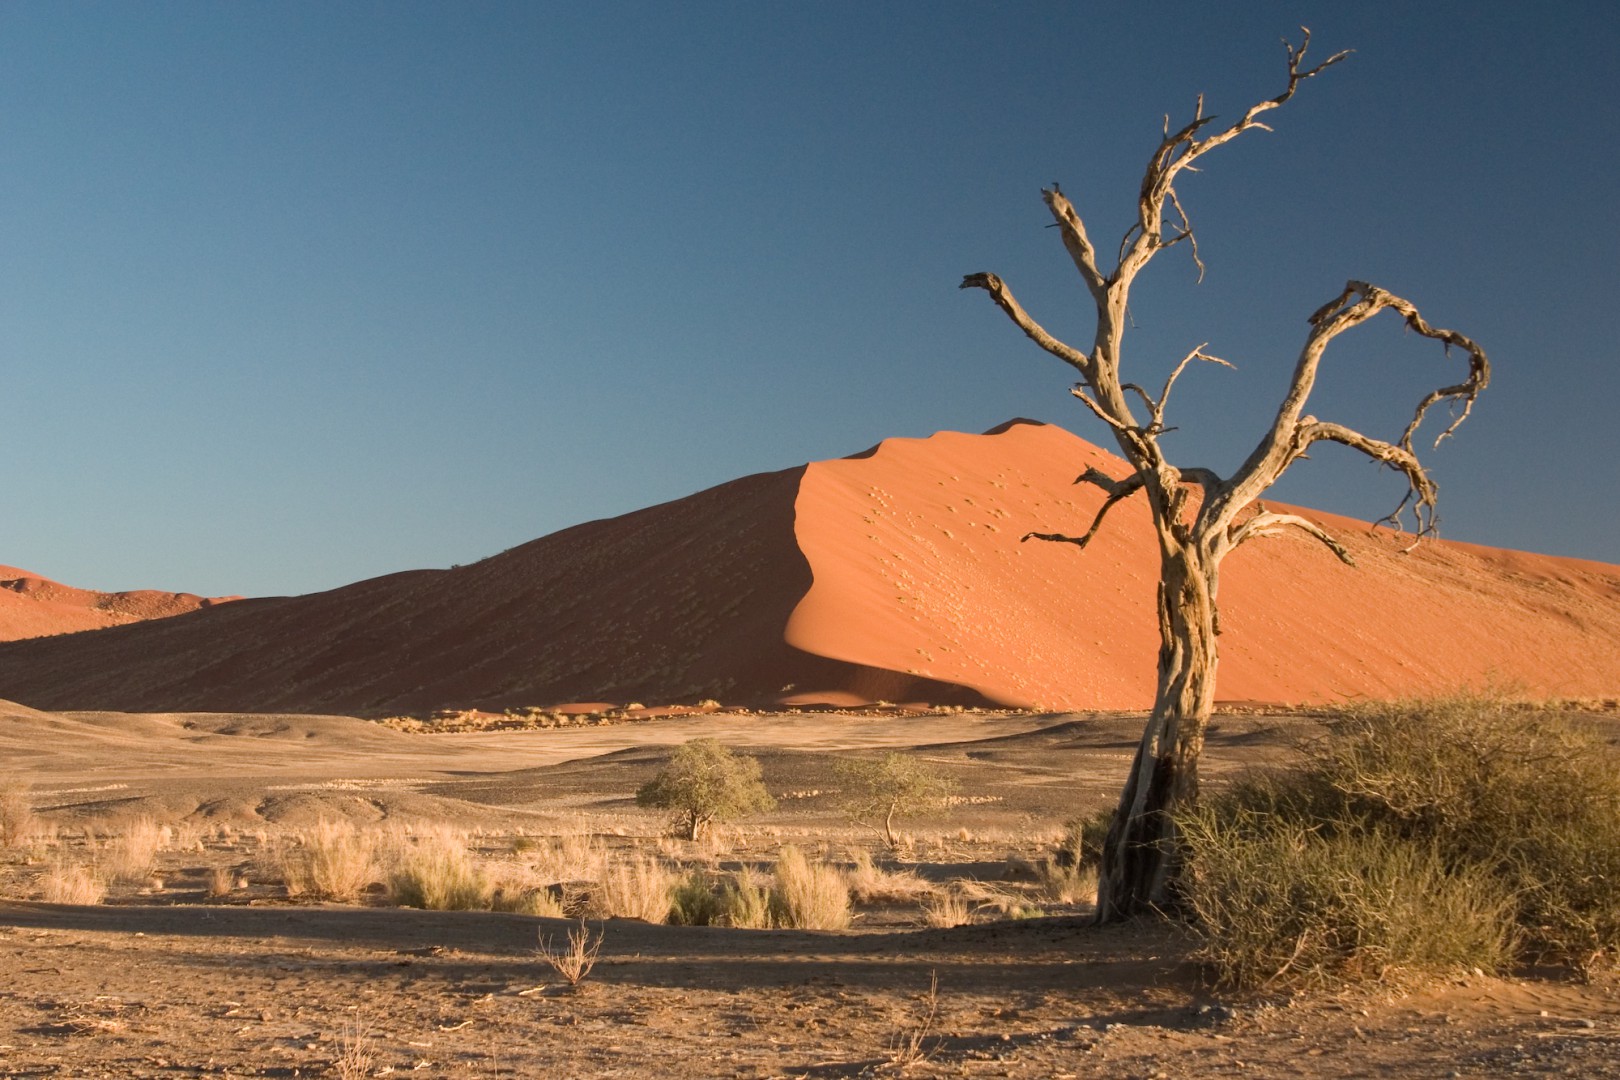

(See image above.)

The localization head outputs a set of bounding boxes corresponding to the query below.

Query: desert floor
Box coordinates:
[2,706,1618,1078]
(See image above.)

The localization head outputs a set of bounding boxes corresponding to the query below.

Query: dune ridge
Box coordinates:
[0,565,238,643]
[0,421,1615,713]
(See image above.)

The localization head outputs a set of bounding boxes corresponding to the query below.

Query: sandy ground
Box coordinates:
[2,706,1618,1077]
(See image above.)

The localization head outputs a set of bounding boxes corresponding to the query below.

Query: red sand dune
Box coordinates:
[0,565,238,643]
[0,420,1616,714]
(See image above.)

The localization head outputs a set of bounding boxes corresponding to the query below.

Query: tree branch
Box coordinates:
[1042,187,1108,304]
[1117,29,1350,288]
[1216,280,1490,539]
[1228,506,1356,566]
[1022,473,1146,551]
[959,272,1091,374]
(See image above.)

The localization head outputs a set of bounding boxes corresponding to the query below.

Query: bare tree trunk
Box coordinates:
[1095,543,1219,920]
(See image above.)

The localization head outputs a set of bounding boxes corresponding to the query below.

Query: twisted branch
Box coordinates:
[1022,471,1146,550]
[958,272,1091,374]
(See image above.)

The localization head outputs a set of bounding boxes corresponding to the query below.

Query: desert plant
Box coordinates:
[589,853,676,923]
[846,848,935,905]
[1180,696,1620,984]
[206,866,237,897]
[885,971,942,1072]
[386,827,491,910]
[921,889,972,929]
[1180,812,1516,988]
[635,739,774,840]
[39,861,106,905]
[333,1013,375,1080]
[1054,808,1112,870]
[538,920,604,987]
[837,754,957,848]
[717,869,774,929]
[1036,856,1098,906]
[0,780,36,850]
[769,845,851,930]
[280,819,377,901]
[669,870,727,926]
[104,817,166,884]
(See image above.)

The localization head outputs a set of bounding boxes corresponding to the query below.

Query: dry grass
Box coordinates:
[0,780,36,850]
[769,845,851,930]
[537,920,605,987]
[884,971,941,1072]
[921,888,972,929]
[280,819,377,901]
[385,826,493,910]
[589,854,675,923]
[333,1013,375,1080]
[103,818,166,885]
[39,861,106,905]
[206,866,237,897]
[846,848,936,905]
[1036,857,1097,905]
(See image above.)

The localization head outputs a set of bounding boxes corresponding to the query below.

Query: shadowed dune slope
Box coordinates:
[0,420,1616,714]
[0,565,238,642]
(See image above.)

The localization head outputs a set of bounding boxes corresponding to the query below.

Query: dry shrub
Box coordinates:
[526,833,607,885]
[386,825,492,910]
[769,845,850,930]
[667,868,773,927]
[40,861,105,905]
[921,888,972,929]
[538,920,604,986]
[669,870,726,926]
[1036,857,1098,906]
[846,848,935,905]
[281,820,377,901]
[1180,813,1515,988]
[206,866,237,897]
[104,817,166,884]
[718,869,773,929]
[1181,695,1620,986]
[0,781,36,849]
[588,853,675,923]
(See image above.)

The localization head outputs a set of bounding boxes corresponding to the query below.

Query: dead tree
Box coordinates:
[961,31,1489,921]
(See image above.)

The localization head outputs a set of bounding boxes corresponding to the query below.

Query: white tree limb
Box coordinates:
[958,271,1092,374]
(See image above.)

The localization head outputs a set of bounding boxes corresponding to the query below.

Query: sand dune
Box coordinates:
[0,564,237,642]
[0,421,1615,713]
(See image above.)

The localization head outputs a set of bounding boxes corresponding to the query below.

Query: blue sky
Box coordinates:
[3,2,1617,597]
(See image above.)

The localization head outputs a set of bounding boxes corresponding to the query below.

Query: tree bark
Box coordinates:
[1094,541,1219,920]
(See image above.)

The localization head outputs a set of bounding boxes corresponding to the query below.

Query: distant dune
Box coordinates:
[0,420,1616,714]
[0,565,238,642]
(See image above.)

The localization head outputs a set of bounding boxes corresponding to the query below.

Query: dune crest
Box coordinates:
[0,565,239,643]
[0,422,1615,713]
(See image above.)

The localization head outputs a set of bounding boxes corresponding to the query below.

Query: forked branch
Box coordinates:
[1022,471,1146,550]
[1220,280,1490,538]
[1228,505,1356,566]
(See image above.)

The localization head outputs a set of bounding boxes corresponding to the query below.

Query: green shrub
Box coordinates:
[1179,695,1620,986]
[669,870,727,926]
[836,753,957,847]
[636,740,775,840]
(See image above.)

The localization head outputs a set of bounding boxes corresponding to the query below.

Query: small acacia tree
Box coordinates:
[961,31,1490,921]
[837,752,957,848]
[636,738,775,840]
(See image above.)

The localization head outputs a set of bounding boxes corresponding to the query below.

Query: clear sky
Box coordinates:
[4,2,1617,598]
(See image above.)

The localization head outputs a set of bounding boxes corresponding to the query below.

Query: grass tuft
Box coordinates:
[769,845,851,930]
